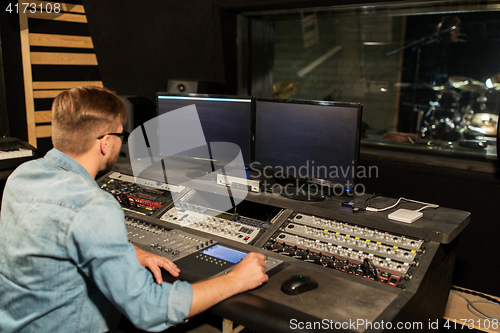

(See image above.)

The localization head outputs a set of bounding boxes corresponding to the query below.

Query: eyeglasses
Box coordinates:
[97,130,130,144]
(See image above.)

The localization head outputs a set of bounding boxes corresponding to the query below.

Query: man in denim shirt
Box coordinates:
[0,87,268,332]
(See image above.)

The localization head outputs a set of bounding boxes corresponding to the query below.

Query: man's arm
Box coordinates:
[135,245,268,318]
[134,245,180,284]
[188,252,268,317]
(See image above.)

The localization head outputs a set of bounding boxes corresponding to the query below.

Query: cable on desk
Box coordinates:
[365,197,439,212]
[450,291,500,321]
[366,258,379,281]
[451,286,500,306]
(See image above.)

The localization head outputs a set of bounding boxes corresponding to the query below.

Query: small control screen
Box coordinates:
[205,209,232,220]
[135,192,160,201]
[201,244,247,263]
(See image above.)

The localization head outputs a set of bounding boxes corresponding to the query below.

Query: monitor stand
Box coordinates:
[280,187,326,201]
[275,177,326,202]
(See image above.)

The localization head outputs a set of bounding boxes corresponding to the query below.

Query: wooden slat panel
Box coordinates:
[19,10,37,147]
[27,12,87,23]
[31,52,98,65]
[35,125,52,138]
[33,81,102,90]
[35,110,52,123]
[33,90,65,98]
[29,1,85,13]
[29,33,93,48]
[443,287,500,333]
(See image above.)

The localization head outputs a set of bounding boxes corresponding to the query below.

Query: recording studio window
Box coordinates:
[241,1,500,163]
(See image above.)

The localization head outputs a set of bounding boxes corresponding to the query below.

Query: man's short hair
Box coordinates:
[52,86,126,155]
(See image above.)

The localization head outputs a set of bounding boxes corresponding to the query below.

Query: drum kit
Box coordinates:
[417,74,499,145]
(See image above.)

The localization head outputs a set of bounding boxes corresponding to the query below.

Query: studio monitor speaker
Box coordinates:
[167,80,206,94]
[166,79,224,94]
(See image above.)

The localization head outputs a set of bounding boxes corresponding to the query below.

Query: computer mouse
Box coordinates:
[281,275,318,295]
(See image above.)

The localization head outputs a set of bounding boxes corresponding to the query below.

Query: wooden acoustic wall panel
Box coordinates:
[27,12,87,23]
[30,1,85,13]
[33,81,103,89]
[35,125,52,138]
[31,52,98,65]
[19,3,36,146]
[33,90,65,98]
[19,1,103,145]
[35,111,52,124]
[29,33,93,48]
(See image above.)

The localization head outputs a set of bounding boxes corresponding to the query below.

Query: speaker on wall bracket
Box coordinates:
[166,79,224,94]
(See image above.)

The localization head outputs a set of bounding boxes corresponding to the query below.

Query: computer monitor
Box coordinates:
[254,98,362,199]
[157,93,253,165]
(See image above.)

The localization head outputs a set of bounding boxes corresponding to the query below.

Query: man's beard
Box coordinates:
[102,150,119,174]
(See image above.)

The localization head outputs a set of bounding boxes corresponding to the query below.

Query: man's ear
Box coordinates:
[99,136,109,156]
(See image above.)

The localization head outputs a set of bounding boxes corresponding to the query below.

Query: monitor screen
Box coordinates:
[255,99,362,187]
[157,94,253,165]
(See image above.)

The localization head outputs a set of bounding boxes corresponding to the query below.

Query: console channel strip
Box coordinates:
[99,172,184,217]
[126,216,283,279]
[264,213,426,288]
[125,216,216,260]
[160,202,270,244]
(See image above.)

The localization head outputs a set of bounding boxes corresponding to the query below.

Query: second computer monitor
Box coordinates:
[255,98,362,188]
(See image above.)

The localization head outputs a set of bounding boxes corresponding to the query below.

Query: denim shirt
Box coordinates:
[0,149,193,332]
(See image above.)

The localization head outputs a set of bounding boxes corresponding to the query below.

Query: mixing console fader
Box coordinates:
[264,212,426,288]
[126,217,215,261]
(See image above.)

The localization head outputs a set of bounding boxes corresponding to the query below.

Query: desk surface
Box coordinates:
[246,190,470,244]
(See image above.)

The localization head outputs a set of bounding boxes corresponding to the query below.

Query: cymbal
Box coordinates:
[273,80,299,99]
[422,83,461,96]
[468,113,498,135]
[449,76,486,93]
[486,74,500,91]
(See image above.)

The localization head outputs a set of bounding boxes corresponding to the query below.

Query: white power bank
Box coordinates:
[388,209,423,223]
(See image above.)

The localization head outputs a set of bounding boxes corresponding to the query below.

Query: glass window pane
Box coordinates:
[244,1,500,161]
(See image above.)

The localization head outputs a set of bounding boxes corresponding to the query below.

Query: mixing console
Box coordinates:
[99,172,180,216]
[160,202,264,244]
[126,216,215,261]
[264,212,426,288]
[126,216,282,279]
[99,172,428,289]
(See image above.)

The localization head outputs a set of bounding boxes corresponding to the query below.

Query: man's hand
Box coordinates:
[134,246,180,284]
[227,252,268,294]
[188,252,268,317]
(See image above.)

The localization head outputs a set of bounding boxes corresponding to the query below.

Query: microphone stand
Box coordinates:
[386,25,456,57]
[386,26,457,134]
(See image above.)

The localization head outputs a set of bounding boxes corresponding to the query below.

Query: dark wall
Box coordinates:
[83,0,410,102]
[83,0,229,103]
[0,1,28,141]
